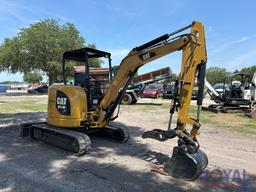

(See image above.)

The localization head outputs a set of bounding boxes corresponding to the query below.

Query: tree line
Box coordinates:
[164,65,255,85]
[206,65,256,85]
[0,19,101,84]
[0,19,255,85]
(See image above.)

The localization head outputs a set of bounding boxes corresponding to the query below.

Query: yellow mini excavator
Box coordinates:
[20,21,208,180]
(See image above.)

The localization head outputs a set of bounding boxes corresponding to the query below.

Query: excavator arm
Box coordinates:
[87,21,208,180]
[97,21,207,136]
[101,36,189,120]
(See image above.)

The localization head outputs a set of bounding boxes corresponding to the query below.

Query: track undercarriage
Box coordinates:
[20,122,129,156]
[202,103,251,113]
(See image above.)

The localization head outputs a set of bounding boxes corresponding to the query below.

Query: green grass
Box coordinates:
[0,98,47,116]
[0,113,14,118]
[0,96,255,136]
[0,101,46,112]
[188,106,256,136]
[124,103,256,136]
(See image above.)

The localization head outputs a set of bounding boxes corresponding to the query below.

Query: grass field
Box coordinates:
[0,96,47,118]
[0,95,255,135]
[122,100,256,136]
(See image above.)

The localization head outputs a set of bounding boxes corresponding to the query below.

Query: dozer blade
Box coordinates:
[164,146,208,180]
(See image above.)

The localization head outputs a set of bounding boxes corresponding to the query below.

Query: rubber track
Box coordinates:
[105,122,130,143]
[31,123,92,156]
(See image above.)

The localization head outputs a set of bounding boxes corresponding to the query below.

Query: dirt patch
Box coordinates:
[0,96,255,192]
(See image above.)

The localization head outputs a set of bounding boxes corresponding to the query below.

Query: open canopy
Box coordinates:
[63,47,111,62]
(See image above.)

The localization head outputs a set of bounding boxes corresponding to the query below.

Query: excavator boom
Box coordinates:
[21,21,208,180]
[97,21,207,137]
[97,21,208,180]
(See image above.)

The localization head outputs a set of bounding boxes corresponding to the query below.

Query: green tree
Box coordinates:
[87,43,102,68]
[236,65,256,81]
[0,19,102,84]
[206,67,230,85]
[23,72,43,83]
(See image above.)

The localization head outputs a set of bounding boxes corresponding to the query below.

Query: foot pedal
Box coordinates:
[142,129,176,142]
[164,146,208,180]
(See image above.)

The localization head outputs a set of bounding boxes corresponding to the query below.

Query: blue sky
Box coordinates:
[0,0,255,82]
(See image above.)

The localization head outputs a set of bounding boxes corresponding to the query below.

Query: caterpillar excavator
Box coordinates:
[20,21,208,180]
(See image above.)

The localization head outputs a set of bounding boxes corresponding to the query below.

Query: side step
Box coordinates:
[20,122,92,156]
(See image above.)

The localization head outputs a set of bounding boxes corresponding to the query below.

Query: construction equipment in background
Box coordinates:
[246,72,256,118]
[73,66,171,104]
[251,72,256,101]
[20,21,208,180]
[122,67,171,104]
[203,72,256,113]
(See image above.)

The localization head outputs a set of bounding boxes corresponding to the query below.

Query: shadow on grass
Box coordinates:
[0,113,14,118]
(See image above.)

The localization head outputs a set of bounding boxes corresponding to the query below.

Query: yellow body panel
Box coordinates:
[46,84,88,128]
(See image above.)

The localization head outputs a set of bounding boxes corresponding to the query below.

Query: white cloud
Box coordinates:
[0,0,67,24]
[238,36,249,42]
[110,49,129,57]
[209,35,256,57]
[236,35,256,43]
[0,0,26,23]
[225,49,256,70]
[100,48,130,67]
[206,33,256,71]
[207,40,256,71]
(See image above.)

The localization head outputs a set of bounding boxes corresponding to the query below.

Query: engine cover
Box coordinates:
[47,84,88,128]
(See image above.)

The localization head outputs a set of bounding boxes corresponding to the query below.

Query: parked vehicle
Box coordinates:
[203,73,256,113]
[123,67,171,104]
[163,83,175,99]
[213,83,225,94]
[142,84,163,98]
[28,85,48,94]
[0,84,10,93]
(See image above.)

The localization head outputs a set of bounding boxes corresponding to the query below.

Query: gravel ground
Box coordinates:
[0,96,255,192]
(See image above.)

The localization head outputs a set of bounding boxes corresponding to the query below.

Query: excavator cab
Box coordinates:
[62,48,113,110]
[223,73,252,102]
